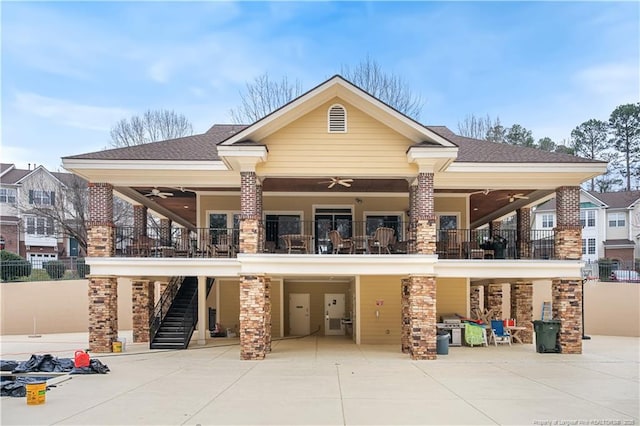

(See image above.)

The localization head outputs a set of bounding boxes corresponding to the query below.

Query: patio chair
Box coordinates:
[444,229,462,259]
[130,235,153,257]
[213,233,235,257]
[464,322,488,347]
[490,319,512,346]
[328,230,353,254]
[368,227,395,254]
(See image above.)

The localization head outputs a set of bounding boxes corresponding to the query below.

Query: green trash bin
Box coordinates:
[532,320,561,353]
[436,334,449,355]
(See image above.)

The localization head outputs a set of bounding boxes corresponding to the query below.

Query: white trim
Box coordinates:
[436,259,583,279]
[355,276,361,345]
[446,162,607,174]
[62,159,228,171]
[266,192,408,198]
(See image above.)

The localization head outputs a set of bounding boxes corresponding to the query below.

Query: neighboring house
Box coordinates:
[533,190,640,264]
[62,75,607,358]
[0,163,87,263]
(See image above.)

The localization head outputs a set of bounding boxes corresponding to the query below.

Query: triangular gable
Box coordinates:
[219,75,456,148]
[580,189,608,208]
[16,165,67,188]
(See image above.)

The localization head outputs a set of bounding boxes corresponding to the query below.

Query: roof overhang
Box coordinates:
[220,76,456,148]
[62,159,237,187]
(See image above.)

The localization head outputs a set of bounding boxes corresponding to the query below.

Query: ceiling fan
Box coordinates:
[470,189,492,196]
[144,188,174,199]
[319,177,353,189]
[501,193,529,203]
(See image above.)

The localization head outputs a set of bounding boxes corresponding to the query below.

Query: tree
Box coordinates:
[457,114,501,139]
[505,124,535,147]
[537,137,556,152]
[570,119,609,191]
[485,118,507,143]
[229,57,424,124]
[609,103,640,191]
[110,109,193,147]
[340,56,423,120]
[229,74,303,124]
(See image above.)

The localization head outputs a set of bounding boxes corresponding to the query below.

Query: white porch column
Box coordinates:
[197,275,207,345]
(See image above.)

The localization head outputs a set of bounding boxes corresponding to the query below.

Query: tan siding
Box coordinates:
[436,278,468,320]
[270,279,282,338]
[198,196,240,228]
[359,276,402,344]
[257,98,416,176]
[218,280,240,335]
[283,281,350,335]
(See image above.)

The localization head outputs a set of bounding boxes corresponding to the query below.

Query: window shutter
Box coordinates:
[50,191,55,206]
[328,105,346,133]
[29,190,34,204]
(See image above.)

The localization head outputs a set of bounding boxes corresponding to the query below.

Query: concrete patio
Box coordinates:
[1,332,638,425]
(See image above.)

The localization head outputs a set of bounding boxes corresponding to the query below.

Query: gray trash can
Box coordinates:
[436,334,449,355]
[532,320,561,353]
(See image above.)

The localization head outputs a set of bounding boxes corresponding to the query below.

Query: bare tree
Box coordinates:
[229,57,424,124]
[110,109,193,147]
[570,119,609,191]
[230,74,303,124]
[340,56,423,120]
[457,114,500,139]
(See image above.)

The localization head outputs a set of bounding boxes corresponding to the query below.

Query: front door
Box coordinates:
[289,293,310,336]
[324,293,345,336]
[315,208,353,254]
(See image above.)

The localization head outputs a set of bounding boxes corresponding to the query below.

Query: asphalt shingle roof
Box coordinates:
[425,126,601,164]
[64,124,603,165]
[0,169,31,184]
[589,190,640,209]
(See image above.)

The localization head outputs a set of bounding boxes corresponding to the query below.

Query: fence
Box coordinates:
[584,259,640,283]
[1,257,89,282]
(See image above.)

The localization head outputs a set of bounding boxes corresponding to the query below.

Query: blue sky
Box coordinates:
[2,1,638,172]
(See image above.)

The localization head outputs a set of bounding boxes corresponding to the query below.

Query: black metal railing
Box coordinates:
[112,224,561,260]
[180,283,199,349]
[149,276,183,342]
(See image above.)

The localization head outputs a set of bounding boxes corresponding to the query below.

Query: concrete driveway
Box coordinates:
[1,332,638,425]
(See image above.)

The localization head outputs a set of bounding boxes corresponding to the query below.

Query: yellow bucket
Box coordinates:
[26,382,46,405]
[112,341,122,353]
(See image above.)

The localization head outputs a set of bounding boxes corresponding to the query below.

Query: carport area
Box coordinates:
[1,332,638,425]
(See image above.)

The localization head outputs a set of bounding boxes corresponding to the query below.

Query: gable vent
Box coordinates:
[328,104,347,133]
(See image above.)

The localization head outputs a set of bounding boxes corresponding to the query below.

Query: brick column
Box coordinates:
[132,280,153,343]
[409,182,418,242]
[239,171,259,254]
[552,279,582,354]
[256,182,264,253]
[485,284,503,320]
[87,183,118,353]
[517,207,531,259]
[401,278,411,353]
[510,281,533,343]
[414,172,436,255]
[240,275,267,360]
[555,186,582,260]
[133,205,147,237]
[265,276,272,353]
[160,218,171,246]
[470,285,482,318]
[408,276,437,360]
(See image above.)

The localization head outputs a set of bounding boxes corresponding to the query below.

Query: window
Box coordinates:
[0,188,16,203]
[265,214,302,251]
[582,239,586,255]
[608,212,625,227]
[29,190,55,206]
[587,238,596,255]
[327,104,347,133]
[365,214,402,239]
[208,212,240,244]
[541,214,554,228]
[26,216,54,236]
[581,210,596,228]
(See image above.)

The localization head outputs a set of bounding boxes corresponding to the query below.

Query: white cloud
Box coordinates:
[574,63,639,102]
[14,92,132,131]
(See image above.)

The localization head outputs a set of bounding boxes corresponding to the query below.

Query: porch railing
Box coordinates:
[112,224,559,260]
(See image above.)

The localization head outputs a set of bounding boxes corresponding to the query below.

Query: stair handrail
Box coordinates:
[180,282,200,349]
[150,276,184,342]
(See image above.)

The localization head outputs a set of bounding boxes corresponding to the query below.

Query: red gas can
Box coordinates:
[74,350,90,368]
